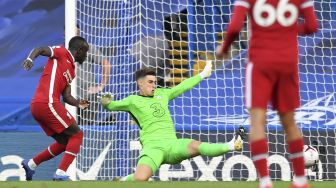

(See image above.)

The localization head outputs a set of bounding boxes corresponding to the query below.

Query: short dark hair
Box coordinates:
[68,36,88,50]
[135,68,156,80]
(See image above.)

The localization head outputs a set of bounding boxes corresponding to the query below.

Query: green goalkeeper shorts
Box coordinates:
[137,139,193,174]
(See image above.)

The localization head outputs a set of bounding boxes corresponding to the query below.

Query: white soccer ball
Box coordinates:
[303,145,319,168]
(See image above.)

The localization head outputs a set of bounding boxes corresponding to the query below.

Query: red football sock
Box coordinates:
[288,138,305,176]
[250,139,269,178]
[33,142,66,165]
[59,131,83,172]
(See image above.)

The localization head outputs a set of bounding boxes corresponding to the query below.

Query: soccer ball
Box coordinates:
[303,145,319,168]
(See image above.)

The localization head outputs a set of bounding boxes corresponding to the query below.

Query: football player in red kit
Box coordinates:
[21,36,89,181]
[216,0,318,188]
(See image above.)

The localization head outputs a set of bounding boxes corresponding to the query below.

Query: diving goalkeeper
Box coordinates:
[100,61,245,181]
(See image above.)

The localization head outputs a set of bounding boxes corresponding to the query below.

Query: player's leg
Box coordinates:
[52,133,69,145]
[22,103,68,181]
[134,157,156,181]
[249,108,272,188]
[164,130,245,167]
[123,159,153,181]
[188,127,246,157]
[34,102,83,181]
[275,66,307,188]
[280,112,307,188]
[21,129,66,181]
[53,122,83,180]
[247,63,274,188]
[25,133,68,172]
[123,148,163,181]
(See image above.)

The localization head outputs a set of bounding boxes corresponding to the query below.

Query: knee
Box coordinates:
[52,133,69,146]
[73,131,84,143]
[69,129,83,137]
[59,137,69,145]
[134,173,150,181]
[76,131,84,138]
[133,163,153,181]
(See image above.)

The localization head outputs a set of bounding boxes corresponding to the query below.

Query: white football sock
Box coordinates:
[28,159,37,170]
[228,137,235,150]
[260,176,272,188]
[293,175,307,186]
[55,169,68,176]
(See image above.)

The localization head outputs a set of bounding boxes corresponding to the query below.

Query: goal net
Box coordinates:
[74,0,336,181]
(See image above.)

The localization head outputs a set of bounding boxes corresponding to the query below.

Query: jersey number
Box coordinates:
[253,0,298,27]
[150,103,165,117]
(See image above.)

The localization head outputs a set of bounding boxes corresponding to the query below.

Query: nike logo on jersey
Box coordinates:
[67,60,72,64]
[156,96,162,99]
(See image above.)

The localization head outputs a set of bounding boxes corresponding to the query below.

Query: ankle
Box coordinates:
[259,176,272,188]
[55,169,68,176]
[293,175,307,186]
[28,159,37,170]
[228,138,235,150]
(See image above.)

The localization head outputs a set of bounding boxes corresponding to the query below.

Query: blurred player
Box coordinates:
[216,0,318,188]
[75,25,111,125]
[21,36,90,181]
[100,62,246,181]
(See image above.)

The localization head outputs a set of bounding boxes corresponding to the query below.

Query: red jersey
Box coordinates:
[222,0,318,65]
[32,46,76,103]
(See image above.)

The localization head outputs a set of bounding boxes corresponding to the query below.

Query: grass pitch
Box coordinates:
[0,181,335,188]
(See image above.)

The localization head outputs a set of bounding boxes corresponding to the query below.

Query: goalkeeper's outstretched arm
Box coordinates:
[167,60,212,100]
[100,93,130,111]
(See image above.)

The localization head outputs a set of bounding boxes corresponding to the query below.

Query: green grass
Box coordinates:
[0,181,335,188]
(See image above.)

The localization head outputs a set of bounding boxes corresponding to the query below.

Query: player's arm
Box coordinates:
[167,60,212,100]
[99,93,130,111]
[100,58,111,89]
[216,0,249,58]
[62,85,89,109]
[22,47,52,71]
[87,47,111,94]
[298,0,318,35]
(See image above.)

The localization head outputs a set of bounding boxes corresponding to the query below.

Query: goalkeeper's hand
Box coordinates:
[199,60,212,79]
[99,93,113,106]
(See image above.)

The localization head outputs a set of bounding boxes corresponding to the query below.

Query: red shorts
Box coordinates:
[31,102,76,136]
[244,62,300,113]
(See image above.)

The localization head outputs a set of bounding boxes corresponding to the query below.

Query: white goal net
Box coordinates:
[74,0,336,181]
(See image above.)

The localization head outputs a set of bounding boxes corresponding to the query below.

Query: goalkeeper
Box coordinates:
[100,61,245,181]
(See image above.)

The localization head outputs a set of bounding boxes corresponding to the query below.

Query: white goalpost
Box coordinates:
[67,0,336,181]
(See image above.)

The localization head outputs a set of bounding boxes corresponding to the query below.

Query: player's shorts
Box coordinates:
[245,62,300,113]
[138,139,193,174]
[30,102,76,136]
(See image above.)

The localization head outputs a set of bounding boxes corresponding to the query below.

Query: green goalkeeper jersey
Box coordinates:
[104,75,202,145]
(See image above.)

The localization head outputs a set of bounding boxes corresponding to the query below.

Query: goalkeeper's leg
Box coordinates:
[123,148,163,181]
[123,156,160,181]
[190,126,245,157]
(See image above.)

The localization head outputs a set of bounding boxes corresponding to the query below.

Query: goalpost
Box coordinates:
[67,0,336,181]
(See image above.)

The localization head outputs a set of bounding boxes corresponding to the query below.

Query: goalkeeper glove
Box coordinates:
[99,93,113,107]
[199,60,213,79]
